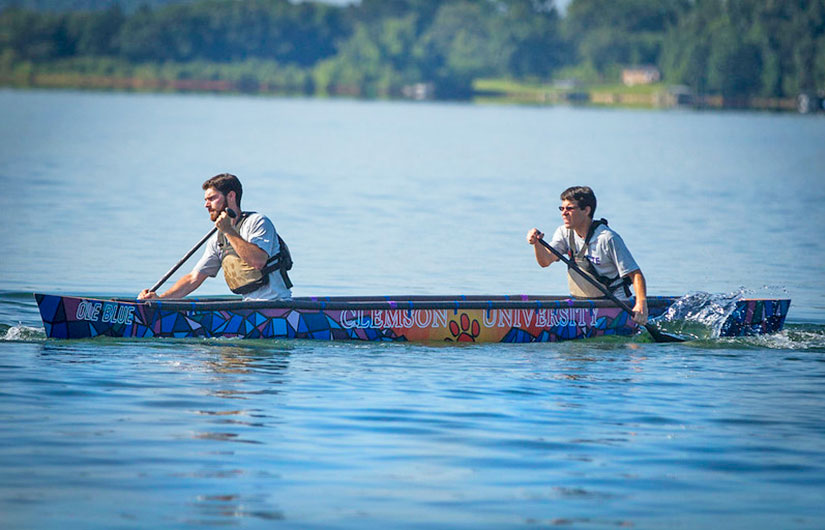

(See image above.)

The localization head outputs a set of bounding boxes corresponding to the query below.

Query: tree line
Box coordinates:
[1,0,823,99]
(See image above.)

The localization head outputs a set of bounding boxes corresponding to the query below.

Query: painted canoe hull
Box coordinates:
[34,294,791,343]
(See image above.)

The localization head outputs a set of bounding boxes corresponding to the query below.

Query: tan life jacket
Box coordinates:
[218,212,293,295]
[566,219,631,299]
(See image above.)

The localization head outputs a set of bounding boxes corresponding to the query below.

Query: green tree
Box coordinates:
[313,15,419,97]
[661,0,825,98]
[497,0,567,79]
[565,0,689,77]
[414,1,511,95]
[707,28,763,96]
[114,0,347,65]
[65,6,124,56]
[114,5,175,61]
[0,7,68,60]
[659,0,723,93]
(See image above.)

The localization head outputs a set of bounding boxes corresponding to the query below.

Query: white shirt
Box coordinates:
[548,222,640,298]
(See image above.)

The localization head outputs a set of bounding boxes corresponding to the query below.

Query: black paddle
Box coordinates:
[536,237,685,343]
[148,208,237,294]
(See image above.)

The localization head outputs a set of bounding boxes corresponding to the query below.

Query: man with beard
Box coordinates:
[138,173,292,301]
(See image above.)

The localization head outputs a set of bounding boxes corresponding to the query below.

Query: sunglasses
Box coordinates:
[558,205,580,212]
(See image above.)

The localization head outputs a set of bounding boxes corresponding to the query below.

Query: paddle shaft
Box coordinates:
[149,208,236,293]
[149,227,217,293]
[536,236,682,342]
[536,237,637,314]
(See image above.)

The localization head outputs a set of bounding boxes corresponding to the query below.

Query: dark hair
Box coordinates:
[203,173,242,207]
[560,186,596,218]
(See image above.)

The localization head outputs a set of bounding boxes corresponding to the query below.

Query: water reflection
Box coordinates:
[191,431,264,444]
[201,343,292,375]
[174,345,291,525]
[189,493,285,525]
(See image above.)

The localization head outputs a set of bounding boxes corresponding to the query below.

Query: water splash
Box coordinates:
[737,324,825,351]
[1,323,46,342]
[652,289,748,340]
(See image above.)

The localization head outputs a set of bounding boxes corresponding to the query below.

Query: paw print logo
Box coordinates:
[447,313,480,342]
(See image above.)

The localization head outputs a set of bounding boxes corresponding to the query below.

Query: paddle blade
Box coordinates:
[644,323,686,343]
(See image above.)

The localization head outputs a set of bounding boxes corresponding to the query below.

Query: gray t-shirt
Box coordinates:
[548,222,640,298]
[192,212,292,300]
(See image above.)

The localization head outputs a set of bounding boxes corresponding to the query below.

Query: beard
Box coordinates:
[207,201,226,223]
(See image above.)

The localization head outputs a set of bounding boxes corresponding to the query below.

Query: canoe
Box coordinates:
[34,293,790,342]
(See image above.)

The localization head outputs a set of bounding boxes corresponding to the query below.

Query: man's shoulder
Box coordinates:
[592,222,622,243]
[241,212,274,229]
[242,211,271,222]
[551,225,572,245]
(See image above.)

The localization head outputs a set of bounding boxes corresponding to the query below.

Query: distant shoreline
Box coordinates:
[1,73,804,113]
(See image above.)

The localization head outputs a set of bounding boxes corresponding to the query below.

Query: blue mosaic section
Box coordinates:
[35,294,139,339]
[721,299,791,336]
[137,306,403,341]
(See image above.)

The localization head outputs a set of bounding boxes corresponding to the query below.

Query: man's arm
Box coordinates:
[526,228,560,268]
[627,269,649,325]
[216,212,269,270]
[222,231,269,269]
[138,271,209,300]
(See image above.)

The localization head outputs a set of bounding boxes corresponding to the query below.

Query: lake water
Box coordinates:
[1,89,824,528]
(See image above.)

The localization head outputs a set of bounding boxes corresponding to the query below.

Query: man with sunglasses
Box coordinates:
[526,185,648,324]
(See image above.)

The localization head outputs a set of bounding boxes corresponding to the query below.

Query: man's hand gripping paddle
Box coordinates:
[536,237,685,343]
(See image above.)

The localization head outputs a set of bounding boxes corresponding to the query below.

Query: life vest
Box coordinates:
[566,218,632,299]
[217,212,293,295]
